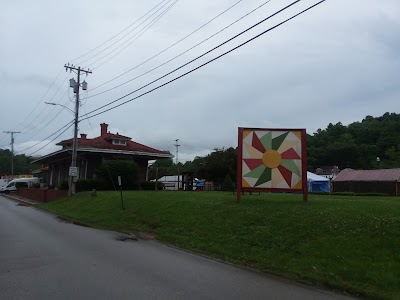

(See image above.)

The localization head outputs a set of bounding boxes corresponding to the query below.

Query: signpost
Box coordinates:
[69,167,78,177]
[69,167,79,184]
[118,176,125,210]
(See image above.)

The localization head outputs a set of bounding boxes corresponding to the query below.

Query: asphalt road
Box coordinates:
[0,196,355,300]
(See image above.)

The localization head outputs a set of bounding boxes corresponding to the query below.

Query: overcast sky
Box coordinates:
[1,0,399,162]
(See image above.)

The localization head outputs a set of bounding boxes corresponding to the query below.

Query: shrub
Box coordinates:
[308,192,390,197]
[57,180,69,190]
[331,192,390,197]
[76,179,99,192]
[75,179,118,191]
[141,181,164,190]
[221,175,234,191]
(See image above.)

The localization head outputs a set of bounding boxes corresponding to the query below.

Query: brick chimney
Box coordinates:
[80,134,87,139]
[100,123,108,136]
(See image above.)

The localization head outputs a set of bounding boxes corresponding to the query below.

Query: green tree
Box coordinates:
[221,174,234,191]
[203,147,237,185]
[0,149,40,175]
[95,160,139,190]
[308,112,400,170]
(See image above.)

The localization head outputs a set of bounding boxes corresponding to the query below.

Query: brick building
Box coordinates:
[32,123,173,187]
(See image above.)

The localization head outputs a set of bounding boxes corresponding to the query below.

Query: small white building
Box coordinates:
[154,175,204,190]
[156,175,183,190]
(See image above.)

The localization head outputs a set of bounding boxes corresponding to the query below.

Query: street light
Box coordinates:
[376,157,381,169]
[44,102,75,115]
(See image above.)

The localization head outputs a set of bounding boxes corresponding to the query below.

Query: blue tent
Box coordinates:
[307,172,330,193]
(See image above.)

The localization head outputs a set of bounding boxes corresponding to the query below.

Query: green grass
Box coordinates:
[37,191,400,300]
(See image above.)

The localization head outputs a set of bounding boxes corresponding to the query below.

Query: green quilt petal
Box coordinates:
[260,131,272,151]
[272,132,289,150]
[255,167,272,186]
[243,164,266,178]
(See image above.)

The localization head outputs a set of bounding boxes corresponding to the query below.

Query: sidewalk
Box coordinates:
[1,193,39,206]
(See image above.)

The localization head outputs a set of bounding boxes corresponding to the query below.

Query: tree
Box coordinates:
[95,160,139,190]
[0,149,40,175]
[147,158,177,180]
[203,147,237,185]
[307,112,400,170]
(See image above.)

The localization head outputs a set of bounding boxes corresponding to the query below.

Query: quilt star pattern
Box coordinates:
[240,129,304,190]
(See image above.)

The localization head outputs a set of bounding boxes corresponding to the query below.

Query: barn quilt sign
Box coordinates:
[237,128,308,202]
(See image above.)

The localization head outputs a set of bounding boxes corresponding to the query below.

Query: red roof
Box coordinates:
[56,124,170,155]
[333,168,400,182]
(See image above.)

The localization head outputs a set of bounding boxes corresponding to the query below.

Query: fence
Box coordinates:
[17,188,68,202]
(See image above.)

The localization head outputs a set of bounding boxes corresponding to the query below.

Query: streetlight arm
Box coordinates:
[44,102,75,115]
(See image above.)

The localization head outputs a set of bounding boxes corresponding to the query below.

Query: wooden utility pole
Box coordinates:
[64,64,92,196]
[3,131,21,176]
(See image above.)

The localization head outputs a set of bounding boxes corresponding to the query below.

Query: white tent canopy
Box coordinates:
[307,172,329,182]
[307,171,330,192]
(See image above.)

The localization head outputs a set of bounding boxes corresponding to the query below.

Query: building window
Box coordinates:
[112,139,127,146]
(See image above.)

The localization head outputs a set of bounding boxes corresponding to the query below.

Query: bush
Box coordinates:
[221,175,234,191]
[331,192,390,197]
[76,179,98,192]
[141,181,164,190]
[75,179,117,191]
[308,192,391,197]
[57,180,69,190]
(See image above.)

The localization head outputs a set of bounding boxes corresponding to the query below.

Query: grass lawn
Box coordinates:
[37,191,400,299]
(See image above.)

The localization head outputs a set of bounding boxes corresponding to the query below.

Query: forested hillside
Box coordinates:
[307,112,400,170]
[0,149,39,175]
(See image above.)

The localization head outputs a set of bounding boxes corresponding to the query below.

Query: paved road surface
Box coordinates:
[0,196,355,300]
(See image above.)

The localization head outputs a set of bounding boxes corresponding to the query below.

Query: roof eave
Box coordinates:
[31,147,173,164]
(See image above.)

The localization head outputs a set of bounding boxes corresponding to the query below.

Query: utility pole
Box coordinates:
[3,131,20,177]
[174,139,180,164]
[64,63,92,196]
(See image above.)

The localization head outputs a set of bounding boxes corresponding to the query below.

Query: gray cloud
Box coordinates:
[1,0,399,161]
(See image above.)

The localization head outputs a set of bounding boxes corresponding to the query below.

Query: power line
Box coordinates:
[15,120,74,155]
[24,123,75,157]
[61,64,92,196]
[10,1,173,140]
[90,0,178,70]
[80,0,327,121]
[80,0,177,67]
[81,0,303,118]
[21,88,70,135]
[15,68,65,130]
[16,0,325,157]
[16,76,70,134]
[70,0,171,63]
[12,1,170,137]
[20,98,72,143]
[89,0,244,92]
[86,0,273,100]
